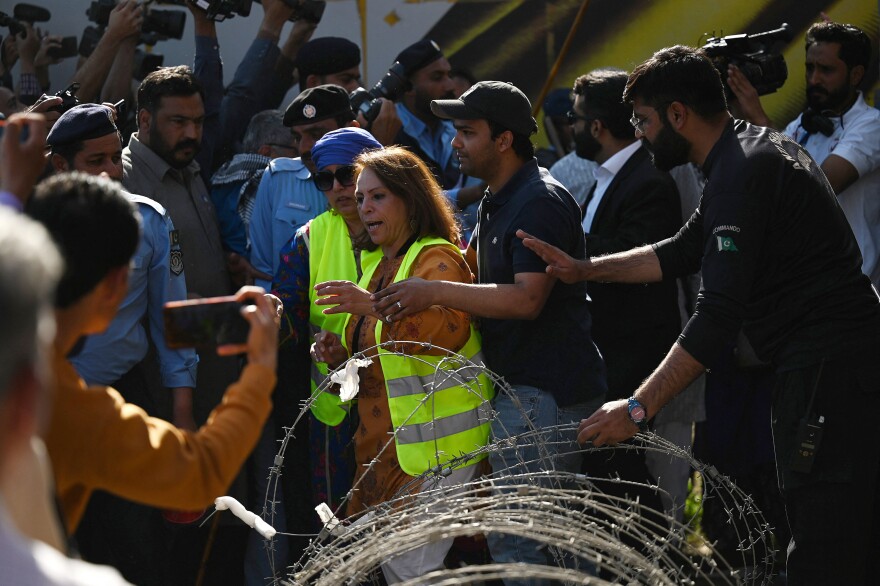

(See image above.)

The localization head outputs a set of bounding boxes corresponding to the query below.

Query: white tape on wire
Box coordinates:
[214,496,276,539]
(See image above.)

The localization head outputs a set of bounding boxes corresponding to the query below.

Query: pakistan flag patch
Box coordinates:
[716,236,739,252]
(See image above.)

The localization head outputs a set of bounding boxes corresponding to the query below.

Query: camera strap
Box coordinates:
[800,109,835,138]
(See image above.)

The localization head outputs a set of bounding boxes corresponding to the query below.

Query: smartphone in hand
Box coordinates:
[164,296,252,349]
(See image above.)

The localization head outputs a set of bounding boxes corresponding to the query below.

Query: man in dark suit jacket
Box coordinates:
[570,69,682,526]
[572,68,683,399]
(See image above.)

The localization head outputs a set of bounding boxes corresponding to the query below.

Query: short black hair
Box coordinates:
[25,173,139,308]
[573,68,632,140]
[623,45,728,119]
[805,22,871,72]
[137,65,204,115]
[487,120,535,160]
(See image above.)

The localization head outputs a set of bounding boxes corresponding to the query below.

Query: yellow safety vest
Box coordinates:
[345,237,495,476]
[307,212,370,425]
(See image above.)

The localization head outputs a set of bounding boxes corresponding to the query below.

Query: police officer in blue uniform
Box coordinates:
[46,103,198,584]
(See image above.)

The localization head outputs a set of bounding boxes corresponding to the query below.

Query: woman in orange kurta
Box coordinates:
[313,147,478,582]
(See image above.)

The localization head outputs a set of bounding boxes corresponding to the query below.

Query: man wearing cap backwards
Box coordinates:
[393,39,485,237]
[45,103,200,583]
[372,81,608,577]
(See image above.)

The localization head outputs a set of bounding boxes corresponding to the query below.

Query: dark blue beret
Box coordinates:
[284,84,355,128]
[395,39,444,77]
[46,104,118,148]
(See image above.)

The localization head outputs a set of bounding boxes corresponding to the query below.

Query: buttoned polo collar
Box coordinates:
[485,158,539,206]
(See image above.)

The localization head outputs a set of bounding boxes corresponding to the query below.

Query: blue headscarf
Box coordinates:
[311,127,382,170]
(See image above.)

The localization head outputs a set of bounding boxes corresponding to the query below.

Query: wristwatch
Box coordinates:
[627,397,649,433]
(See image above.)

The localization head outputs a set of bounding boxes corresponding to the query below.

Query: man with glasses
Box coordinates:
[520,45,880,584]
[568,69,681,519]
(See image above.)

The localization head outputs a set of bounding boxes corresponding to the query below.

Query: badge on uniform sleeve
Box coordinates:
[170,250,184,276]
[169,230,183,275]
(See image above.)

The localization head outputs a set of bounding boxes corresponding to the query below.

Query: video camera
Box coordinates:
[349,62,409,125]
[87,0,186,41]
[253,0,325,24]
[702,23,793,97]
[1,3,52,38]
[159,0,252,22]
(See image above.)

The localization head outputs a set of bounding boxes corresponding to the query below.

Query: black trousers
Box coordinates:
[771,345,880,585]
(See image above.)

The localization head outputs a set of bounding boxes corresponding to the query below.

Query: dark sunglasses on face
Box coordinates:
[313,165,356,192]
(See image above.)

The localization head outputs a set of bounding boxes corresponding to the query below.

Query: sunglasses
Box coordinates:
[313,165,356,192]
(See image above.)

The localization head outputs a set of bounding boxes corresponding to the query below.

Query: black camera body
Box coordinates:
[85,0,115,27]
[182,0,252,22]
[86,1,185,45]
[0,12,26,37]
[703,23,793,97]
[349,61,410,125]
[254,0,325,24]
[49,83,80,115]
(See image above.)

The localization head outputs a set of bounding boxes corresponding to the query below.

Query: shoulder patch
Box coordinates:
[170,249,184,275]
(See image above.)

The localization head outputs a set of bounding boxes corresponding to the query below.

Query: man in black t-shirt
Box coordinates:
[372,81,607,579]
[520,45,880,585]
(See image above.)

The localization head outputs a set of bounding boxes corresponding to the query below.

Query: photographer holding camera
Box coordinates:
[389,39,485,241]
[727,21,880,288]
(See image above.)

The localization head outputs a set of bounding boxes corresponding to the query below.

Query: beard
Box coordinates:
[642,120,690,172]
[148,128,201,170]
[573,127,601,161]
[806,82,852,113]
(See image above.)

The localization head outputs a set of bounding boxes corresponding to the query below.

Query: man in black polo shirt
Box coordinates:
[520,46,880,584]
[371,81,607,576]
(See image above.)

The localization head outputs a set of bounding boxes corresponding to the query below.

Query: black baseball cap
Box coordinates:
[283,84,355,128]
[431,81,537,136]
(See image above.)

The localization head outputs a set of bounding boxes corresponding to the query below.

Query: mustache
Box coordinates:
[174,139,201,152]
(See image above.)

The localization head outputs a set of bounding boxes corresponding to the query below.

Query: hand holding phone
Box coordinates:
[164,288,278,370]
[164,296,252,349]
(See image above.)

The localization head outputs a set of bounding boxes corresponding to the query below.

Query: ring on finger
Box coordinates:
[396,301,402,310]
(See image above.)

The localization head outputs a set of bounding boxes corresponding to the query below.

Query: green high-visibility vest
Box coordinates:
[345,237,495,476]
[307,212,375,425]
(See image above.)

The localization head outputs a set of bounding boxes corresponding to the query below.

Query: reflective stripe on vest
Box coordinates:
[351,236,495,476]
[306,212,360,425]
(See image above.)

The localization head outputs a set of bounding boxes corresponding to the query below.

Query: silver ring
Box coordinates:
[385,315,392,323]
[396,301,402,310]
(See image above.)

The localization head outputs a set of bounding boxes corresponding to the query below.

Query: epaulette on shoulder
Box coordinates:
[125,192,167,217]
[268,157,305,174]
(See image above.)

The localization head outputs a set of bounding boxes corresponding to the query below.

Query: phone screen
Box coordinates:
[164,296,250,349]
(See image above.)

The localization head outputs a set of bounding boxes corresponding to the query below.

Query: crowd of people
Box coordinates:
[0,1,878,584]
